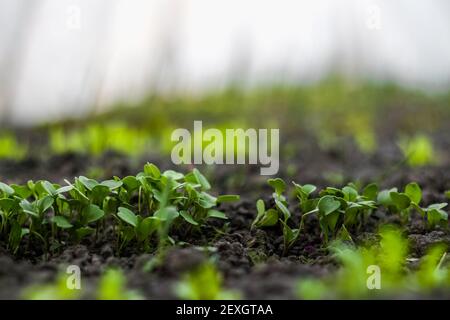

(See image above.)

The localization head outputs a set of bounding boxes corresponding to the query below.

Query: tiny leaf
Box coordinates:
[217,195,240,203]
[268,178,286,196]
[180,210,199,225]
[405,182,422,205]
[0,182,15,196]
[318,196,341,216]
[117,207,138,227]
[207,209,228,220]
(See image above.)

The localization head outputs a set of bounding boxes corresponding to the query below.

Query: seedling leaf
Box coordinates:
[101,180,123,190]
[83,204,105,224]
[318,196,341,216]
[78,176,98,191]
[390,192,411,210]
[52,216,73,229]
[268,178,286,196]
[154,206,179,221]
[192,169,211,191]
[217,195,240,203]
[207,209,228,220]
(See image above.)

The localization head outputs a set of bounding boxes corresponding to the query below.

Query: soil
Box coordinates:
[0,137,449,300]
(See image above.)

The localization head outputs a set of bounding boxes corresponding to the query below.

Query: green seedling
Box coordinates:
[415,244,449,289]
[253,179,420,251]
[317,195,342,243]
[116,206,160,250]
[253,178,300,255]
[267,178,286,201]
[422,203,448,228]
[0,183,28,253]
[252,199,278,229]
[316,184,377,243]
[124,165,235,249]
[117,164,237,251]
[253,178,443,248]
[50,123,150,157]
[292,182,317,213]
[378,182,448,227]
[175,262,240,300]
[0,164,238,255]
[377,182,422,221]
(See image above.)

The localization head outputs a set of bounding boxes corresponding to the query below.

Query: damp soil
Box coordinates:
[0,139,449,300]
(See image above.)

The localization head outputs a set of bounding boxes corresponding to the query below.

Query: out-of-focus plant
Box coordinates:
[378,182,448,227]
[22,273,82,300]
[160,121,262,161]
[175,262,240,300]
[0,163,238,255]
[0,133,27,159]
[414,244,448,290]
[345,113,377,154]
[297,226,450,299]
[253,178,448,253]
[96,269,142,300]
[399,134,436,167]
[252,178,301,255]
[49,123,150,156]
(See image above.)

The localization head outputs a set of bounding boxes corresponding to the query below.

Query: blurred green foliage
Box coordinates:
[399,134,437,167]
[175,262,241,300]
[96,269,142,300]
[22,272,81,300]
[23,268,142,300]
[50,79,450,158]
[49,122,151,156]
[297,226,450,299]
[0,133,27,160]
[0,79,448,160]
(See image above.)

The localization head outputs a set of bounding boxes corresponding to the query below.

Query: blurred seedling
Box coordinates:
[22,273,82,300]
[96,269,142,300]
[0,133,27,160]
[399,134,436,167]
[175,262,240,300]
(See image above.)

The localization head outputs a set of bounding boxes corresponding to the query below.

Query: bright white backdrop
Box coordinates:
[0,0,449,124]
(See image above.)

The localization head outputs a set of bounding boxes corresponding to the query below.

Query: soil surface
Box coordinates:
[0,137,449,300]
